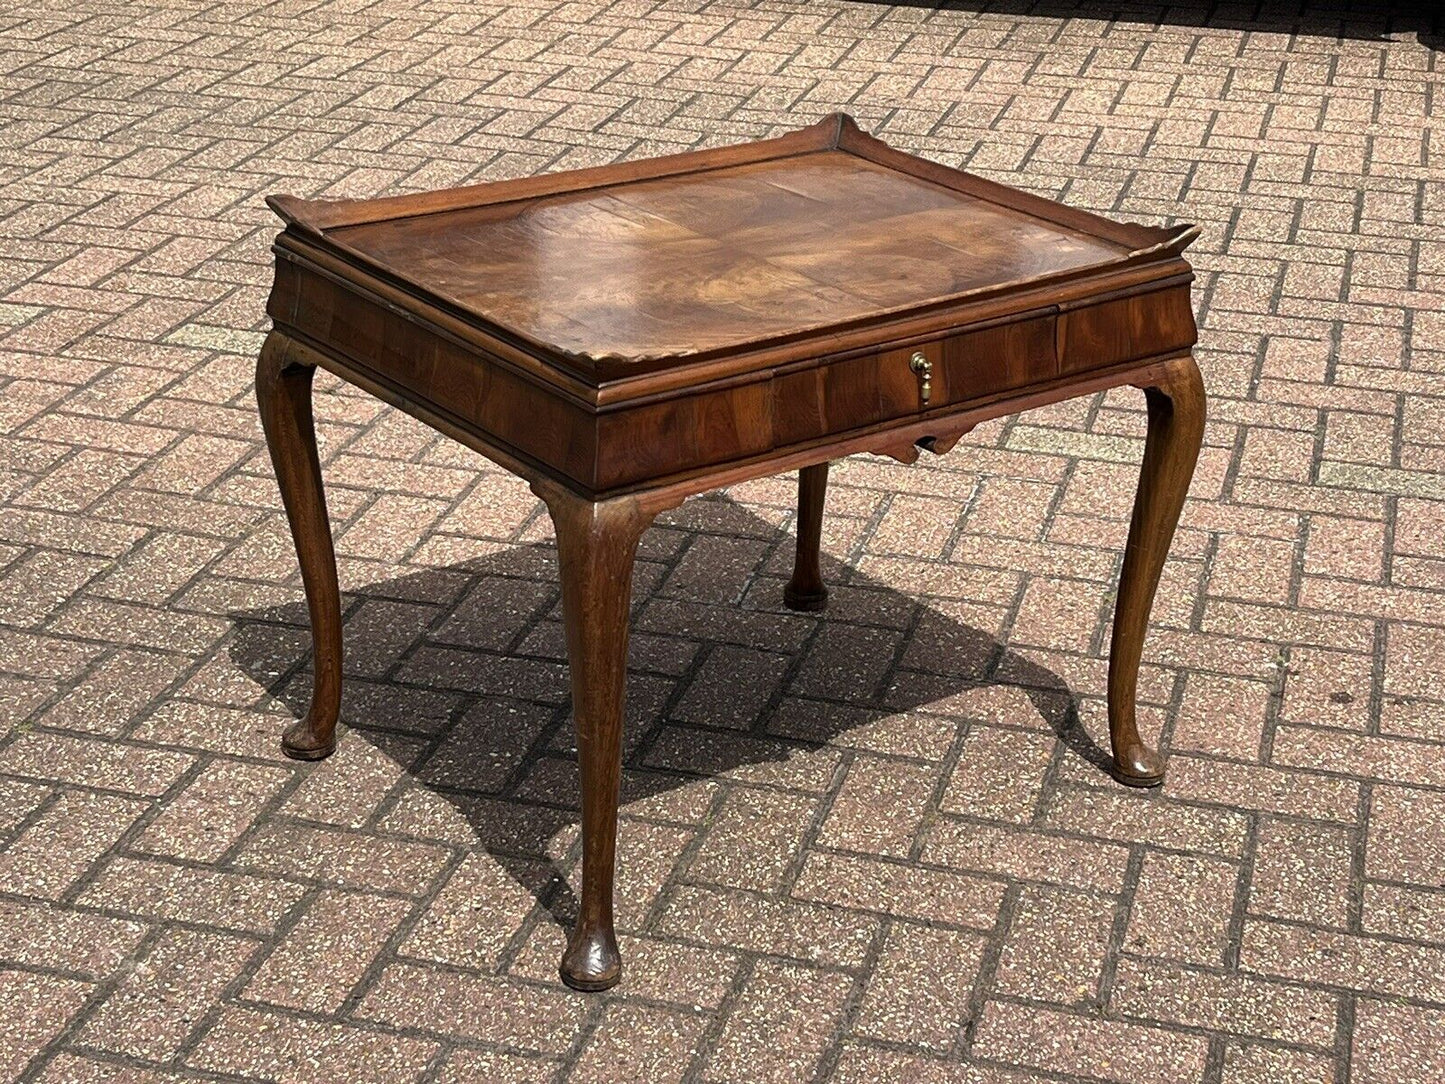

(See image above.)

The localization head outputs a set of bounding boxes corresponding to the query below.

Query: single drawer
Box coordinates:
[1058,285,1196,373]
[771,313,1059,445]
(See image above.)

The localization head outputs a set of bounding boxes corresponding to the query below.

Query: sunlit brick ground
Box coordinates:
[2,2,1443,1081]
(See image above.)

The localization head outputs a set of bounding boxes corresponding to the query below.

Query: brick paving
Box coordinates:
[1,1,1443,1081]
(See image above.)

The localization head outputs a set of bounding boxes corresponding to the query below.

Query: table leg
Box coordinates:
[784,462,829,611]
[537,485,655,991]
[1108,354,1206,787]
[256,332,343,762]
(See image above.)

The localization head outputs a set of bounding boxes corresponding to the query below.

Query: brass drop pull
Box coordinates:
[909,351,932,404]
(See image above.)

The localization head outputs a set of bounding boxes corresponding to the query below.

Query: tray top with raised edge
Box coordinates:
[267,113,1197,388]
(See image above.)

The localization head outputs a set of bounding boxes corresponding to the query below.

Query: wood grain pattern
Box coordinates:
[533,481,655,991]
[1108,354,1207,786]
[255,332,342,761]
[323,152,1126,365]
[784,462,829,611]
[256,115,1208,993]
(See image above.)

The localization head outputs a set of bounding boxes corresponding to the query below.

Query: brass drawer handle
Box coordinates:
[909,351,932,404]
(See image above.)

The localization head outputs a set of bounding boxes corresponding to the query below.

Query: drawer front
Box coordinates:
[930,315,1058,406]
[771,313,1059,445]
[1058,285,1197,373]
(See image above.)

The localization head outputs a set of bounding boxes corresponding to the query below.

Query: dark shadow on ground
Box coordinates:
[848,0,1442,48]
[229,496,1107,931]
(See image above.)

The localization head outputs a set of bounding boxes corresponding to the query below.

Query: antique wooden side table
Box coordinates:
[256,114,1205,991]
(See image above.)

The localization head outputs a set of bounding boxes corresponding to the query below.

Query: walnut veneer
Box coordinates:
[255,113,1205,992]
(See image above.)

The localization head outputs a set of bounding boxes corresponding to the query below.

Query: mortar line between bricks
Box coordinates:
[809,917,893,1084]
[1346,782,1372,937]
[5,8,1445,1083]
[955,879,1021,1060]
[1335,990,1357,1084]
[1096,842,1146,1010]
[17,921,172,1084]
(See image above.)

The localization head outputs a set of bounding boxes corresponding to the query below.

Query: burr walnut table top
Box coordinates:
[265,113,1199,500]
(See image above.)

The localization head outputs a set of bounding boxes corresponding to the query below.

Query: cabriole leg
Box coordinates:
[1108,354,1206,786]
[256,332,343,761]
[537,485,655,990]
[784,462,829,612]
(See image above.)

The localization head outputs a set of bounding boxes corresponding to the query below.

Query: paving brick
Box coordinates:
[996,885,1116,1005]
[1113,957,1337,1047]
[1172,673,1274,760]
[0,900,149,979]
[1241,919,1445,1002]
[356,962,588,1053]
[1040,785,1252,858]
[923,820,1131,893]
[1125,850,1239,966]
[1352,1000,1445,1084]
[1359,882,1445,944]
[244,889,412,1013]
[189,1005,439,1083]
[2,4,1441,1080]
[76,855,306,934]
[399,851,542,970]
[134,757,289,862]
[1163,757,1361,822]
[1219,1042,1339,1084]
[435,1048,558,1084]
[571,1002,709,1084]
[704,960,853,1084]
[971,1000,1210,1084]
[78,926,258,1059]
[0,968,93,1082]
[231,820,453,895]
[688,784,819,892]
[815,752,938,858]
[33,1052,219,1082]
[37,648,192,735]
[939,724,1053,824]
[792,849,1005,930]
[1278,647,1375,731]
[854,923,986,1048]
[0,788,147,899]
[0,730,193,795]
[657,884,879,969]
[1367,785,1445,889]
[1249,817,1355,928]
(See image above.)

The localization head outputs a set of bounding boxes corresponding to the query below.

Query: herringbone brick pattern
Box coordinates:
[2,1,1443,1081]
